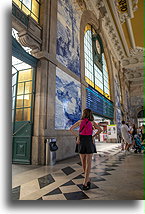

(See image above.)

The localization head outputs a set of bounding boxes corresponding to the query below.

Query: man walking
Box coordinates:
[121,121,132,153]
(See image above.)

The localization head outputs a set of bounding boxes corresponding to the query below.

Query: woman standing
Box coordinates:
[69,108,102,190]
[130,124,137,148]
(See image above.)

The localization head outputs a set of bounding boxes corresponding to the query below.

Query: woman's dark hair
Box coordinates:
[132,124,136,129]
[81,108,94,121]
[132,124,137,136]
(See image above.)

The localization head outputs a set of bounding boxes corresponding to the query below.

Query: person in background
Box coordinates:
[141,125,145,143]
[130,124,137,148]
[137,126,142,139]
[121,121,132,153]
[69,108,102,190]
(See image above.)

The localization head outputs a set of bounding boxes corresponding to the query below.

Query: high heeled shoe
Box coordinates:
[82,184,90,190]
[87,181,91,188]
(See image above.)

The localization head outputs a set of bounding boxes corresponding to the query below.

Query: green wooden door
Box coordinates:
[12,121,32,164]
[12,56,36,164]
[12,35,37,164]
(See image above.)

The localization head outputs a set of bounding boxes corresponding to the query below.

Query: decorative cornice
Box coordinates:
[102,14,125,60]
[129,47,144,56]
[19,34,41,54]
[12,8,42,56]
[132,0,138,12]
[114,0,139,24]
[73,0,87,11]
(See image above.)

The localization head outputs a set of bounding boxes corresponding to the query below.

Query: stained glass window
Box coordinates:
[12,0,40,23]
[84,24,110,99]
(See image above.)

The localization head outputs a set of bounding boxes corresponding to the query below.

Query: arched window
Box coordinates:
[84,24,110,99]
[12,0,40,23]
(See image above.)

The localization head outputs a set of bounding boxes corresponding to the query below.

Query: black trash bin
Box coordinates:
[45,138,57,166]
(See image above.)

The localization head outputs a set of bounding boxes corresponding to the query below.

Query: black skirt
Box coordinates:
[75,135,97,154]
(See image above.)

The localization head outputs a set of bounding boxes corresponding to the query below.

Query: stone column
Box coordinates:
[32,59,49,165]
[32,0,58,165]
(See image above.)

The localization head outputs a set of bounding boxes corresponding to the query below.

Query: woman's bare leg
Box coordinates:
[79,154,86,173]
[83,154,93,186]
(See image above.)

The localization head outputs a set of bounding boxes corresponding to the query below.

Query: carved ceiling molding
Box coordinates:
[123,66,143,81]
[129,47,144,57]
[12,13,42,56]
[73,0,87,11]
[94,0,125,60]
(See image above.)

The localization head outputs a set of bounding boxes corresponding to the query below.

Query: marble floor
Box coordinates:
[12,143,144,200]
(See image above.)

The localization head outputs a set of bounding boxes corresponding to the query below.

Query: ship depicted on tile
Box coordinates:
[56,0,82,76]
[55,67,81,129]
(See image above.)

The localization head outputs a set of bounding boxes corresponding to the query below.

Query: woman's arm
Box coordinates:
[69,120,81,137]
[92,121,102,136]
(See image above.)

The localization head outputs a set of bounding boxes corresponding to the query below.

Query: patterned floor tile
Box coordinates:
[72,178,84,185]
[44,187,62,196]
[105,164,118,167]
[59,185,81,193]
[102,168,115,171]
[77,183,99,190]
[20,179,40,199]
[90,177,106,182]
[38,174,55,189]
[12,144,132,200]
[12,186,20,200]
[43,194,67,200]
[60,180,75,186]
[61,166,76,175]
[64,191,89,200]
[77,162,82,166]
[73,174,84,179]
[96,171,111,176]
[89,172,98,177]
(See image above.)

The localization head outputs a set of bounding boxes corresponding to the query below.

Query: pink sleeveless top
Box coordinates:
[79,118,93,135]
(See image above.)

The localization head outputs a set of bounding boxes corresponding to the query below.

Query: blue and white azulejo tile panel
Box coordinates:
[55,67,81,130]
[56,0,81,76]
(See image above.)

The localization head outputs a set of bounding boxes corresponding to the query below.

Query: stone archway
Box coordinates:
[136,106,143,115]
[130,105,143,126]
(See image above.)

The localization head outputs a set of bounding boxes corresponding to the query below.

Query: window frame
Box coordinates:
[84,24,110,100]
[12,0,41,23]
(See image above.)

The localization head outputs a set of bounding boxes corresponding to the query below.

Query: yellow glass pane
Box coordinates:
[24,94,32,107]
[16,95,23,108]
[85,76,94,87]
[104,93,110,100]
[22,5,31,15]
[32,0,39,17]
[24,108,31,121]
[31,13,38,22]
[18,69,32,82]
[17,83,24,95]
[15,109,23,121]
[13,0,21,8]
[25,82,32,94]
[84,24,91,34]
[95,85,103,95]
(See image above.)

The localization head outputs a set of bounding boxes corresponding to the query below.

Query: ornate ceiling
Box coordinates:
[84,0,144,84]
